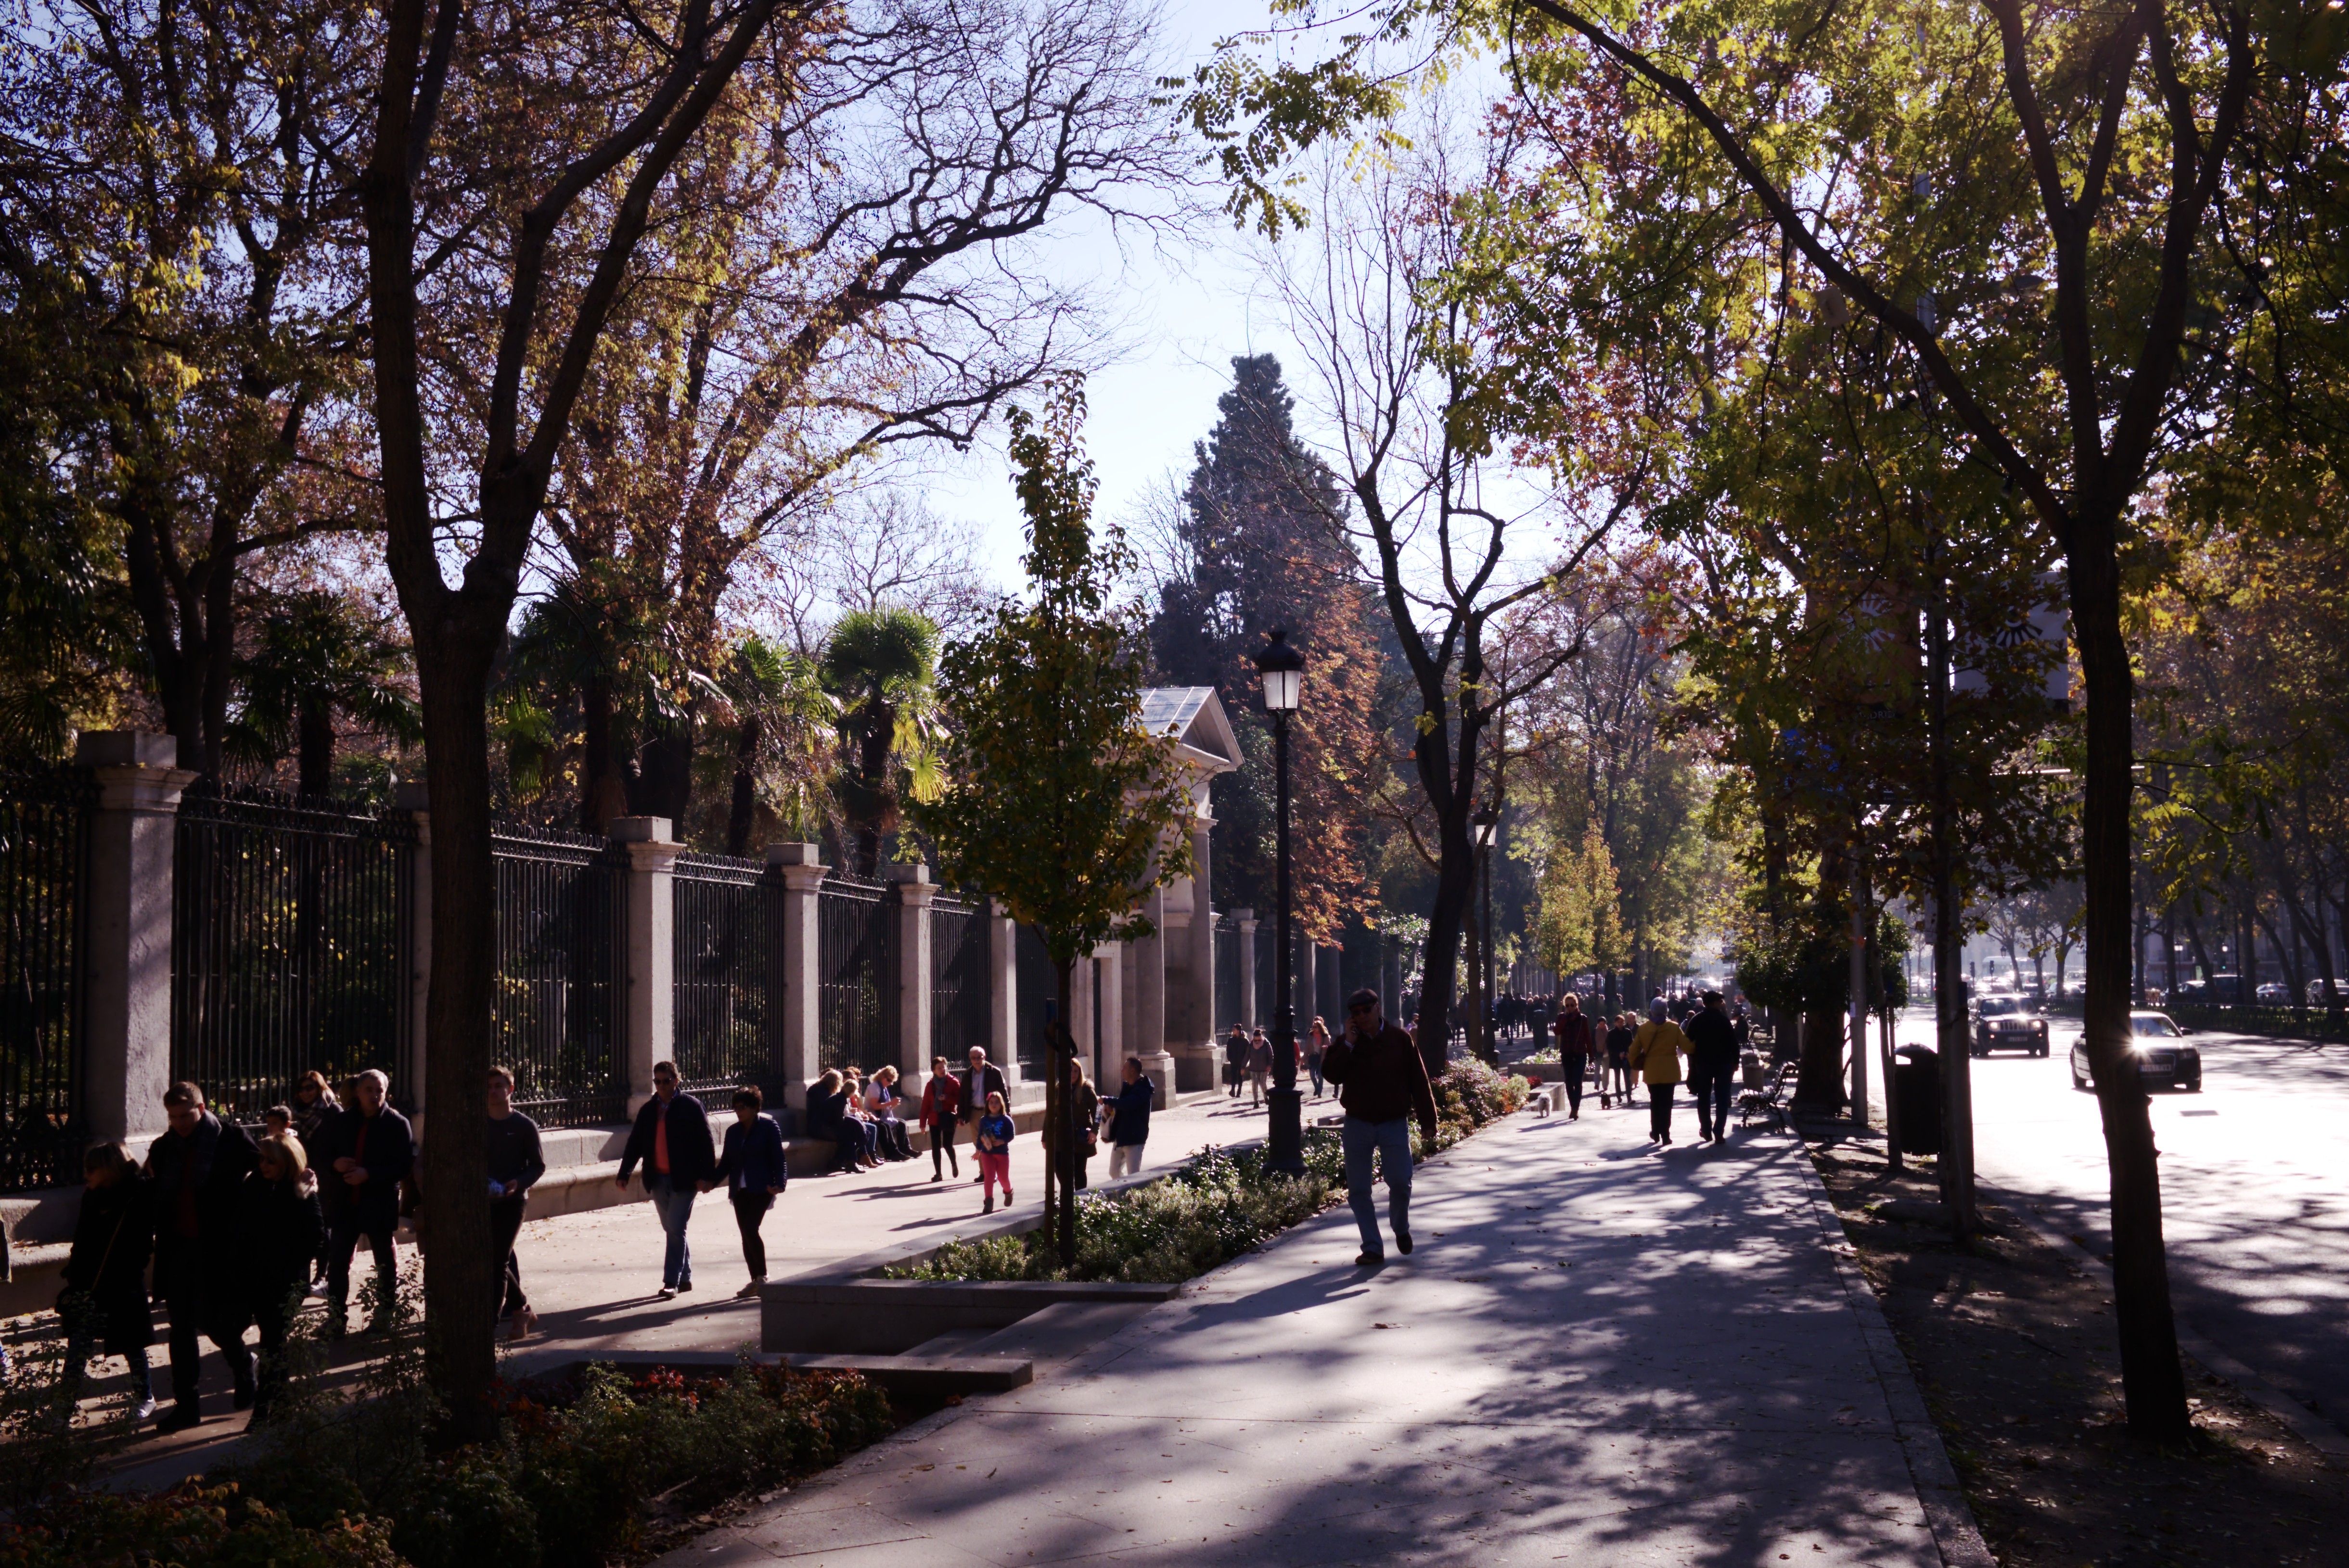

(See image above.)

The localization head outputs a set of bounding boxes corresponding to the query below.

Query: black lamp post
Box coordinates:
[1255,627,1308,1175]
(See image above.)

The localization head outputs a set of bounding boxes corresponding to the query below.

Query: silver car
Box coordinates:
[1970,994,2051,1057]
[2070,1011,2202,1093]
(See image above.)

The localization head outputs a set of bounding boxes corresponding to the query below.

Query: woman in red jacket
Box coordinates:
[919,1056,963,1182]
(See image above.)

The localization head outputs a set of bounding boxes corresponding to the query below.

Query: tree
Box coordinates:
[821,607,942,876]
[918,379,1194,1267]
[227,592,423,796]
[362,0,800,1433]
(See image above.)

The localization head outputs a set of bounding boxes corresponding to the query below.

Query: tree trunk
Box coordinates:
[632,707,696,827]
[2071,516,2191,1443]
[725,712,764,856]
[297,691,335,796]
[580,676,627,832]
[1412,830,1473,1080]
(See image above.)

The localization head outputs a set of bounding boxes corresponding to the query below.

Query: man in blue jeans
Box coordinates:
[1319,988,1440,1268]
[616,1061,716,1299]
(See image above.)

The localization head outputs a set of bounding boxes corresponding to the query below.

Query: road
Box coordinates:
[1876,1007,2349,1440]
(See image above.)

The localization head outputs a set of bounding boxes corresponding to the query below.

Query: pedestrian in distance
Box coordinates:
[144,1082,258,1431]
[239,1132,324,1421]
[1041,1055,1101,1190]
[1105,1056,1153,1178]
[1306,1017,1329,1096]
[805,1069,879,1173]
[1246,1026,1273,1107]
[1684,990,1740,1144]
[261,1104,294,1139]
[58,1140,155,1421]
[957,1047,1007,1183]
[920,1056,962,1181]
[1223,1025,1249,1097]
[1551,994,1595,1120]
[292,1071,343,1295]
[321,1069,413,1339]
[706,1086,787,1298]
[616,1060,716,1300]
[1630,1001,1692,1146]
[974,1091,1016,1213]
[1604,1013,1635,1106]
[486,1066,545,1339]
[1322,987,1439,1268]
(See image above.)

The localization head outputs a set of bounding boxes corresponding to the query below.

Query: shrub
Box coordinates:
[0,1483,404,1568]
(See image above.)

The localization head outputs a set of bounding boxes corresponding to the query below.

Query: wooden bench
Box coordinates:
[1737,1060,1798,1131]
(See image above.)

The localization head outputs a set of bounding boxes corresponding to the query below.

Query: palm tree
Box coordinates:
[820,608,941,876]
[700,634,836,855]
[227,593,422,795]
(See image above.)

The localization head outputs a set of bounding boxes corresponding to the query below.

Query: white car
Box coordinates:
[2070,1012,2202,1094]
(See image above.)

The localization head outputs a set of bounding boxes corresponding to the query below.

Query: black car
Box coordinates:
[1969,994,2051,1057]
[2069,1011,2202,1093]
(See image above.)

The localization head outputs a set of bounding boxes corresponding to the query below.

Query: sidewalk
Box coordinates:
[659,1094,1985,1568]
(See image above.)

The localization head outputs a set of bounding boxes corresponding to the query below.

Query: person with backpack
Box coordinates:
[59,1141,155,1421]
[1551,994,1595,1120]
[919,1056,963,1181]
[1630,1001,1692,1146]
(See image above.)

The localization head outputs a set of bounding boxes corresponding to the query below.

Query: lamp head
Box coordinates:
[1253,627,1306,712]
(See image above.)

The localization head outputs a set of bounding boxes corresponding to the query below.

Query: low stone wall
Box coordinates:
[761,1278,1179,1355]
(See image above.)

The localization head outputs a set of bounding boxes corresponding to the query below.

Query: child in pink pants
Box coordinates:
[974,1091,1015,1213]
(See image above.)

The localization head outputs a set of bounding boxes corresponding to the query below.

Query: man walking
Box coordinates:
[145,1082,258,1431]
[957,1046,1007,1183]
[1321,987,1439,1268]
[617,1061,715,1298]
[1684,991,1740,1144]
[1551,994,1595,1120]
[486,1066,545,1337]
[1630,1001,1691,1146]
[323,1069,413,1337]
[1105,1056,1154,1177]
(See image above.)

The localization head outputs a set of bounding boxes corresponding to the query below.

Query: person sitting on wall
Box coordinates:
[804,1069,879,1174]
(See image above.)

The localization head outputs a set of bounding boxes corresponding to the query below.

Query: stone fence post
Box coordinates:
[1235,908,1257,1031]
[770,844,827,1112]
[887,864,935,1084]
[614,817,681,1116]
[77,732,196,1147]
[988,900,1017,1083]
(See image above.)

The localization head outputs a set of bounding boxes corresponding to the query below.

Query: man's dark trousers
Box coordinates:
[1690,1060,1734,1137]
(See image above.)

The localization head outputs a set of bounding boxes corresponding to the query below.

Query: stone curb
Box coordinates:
[1789,1135,2000,1568]
[1977,1180,2349,1463]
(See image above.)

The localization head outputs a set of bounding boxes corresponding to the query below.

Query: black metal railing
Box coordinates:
[0,767,93,1188]
[1214,916,1241,1034]
[931,893,991,1067]
[673,852,783,1100]
[1014,923,1056,1075]
[817,875,895,1076]
[493,822,624,1127]
[172,785,414,1124]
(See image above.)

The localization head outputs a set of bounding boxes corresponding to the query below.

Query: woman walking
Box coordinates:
[1306,1017,1330,1096]
[1629,1002,1692,1146]
[919,1056,962,1181]
[711,1087,787,1297]
[1223,1025,1249,1097]
[973,1091,1016,1213]
[59,1142,156,1421]
[239,1132,325,1420]
[1041,1056,1101,1190]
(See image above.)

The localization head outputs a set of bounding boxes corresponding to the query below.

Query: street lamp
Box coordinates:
[1254,627,1308,1175]
[1473,804,1498,1060]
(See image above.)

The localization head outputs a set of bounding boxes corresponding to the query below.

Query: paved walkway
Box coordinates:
[658,1094,1982,1568]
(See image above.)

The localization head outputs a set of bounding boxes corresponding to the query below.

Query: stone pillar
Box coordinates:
[1072,951,1096,1075]
[394,780,433,1116]
[1133,887,1172,1101]
[887,864,935,1083]
[1094,941,1124,1083]
[988,900,1018,1084]
[77,732,197,1147]
[1235,909,1258,1030]
[770,844,828,1112]
[1188,822,1214,1046]
[614,817,681,1117]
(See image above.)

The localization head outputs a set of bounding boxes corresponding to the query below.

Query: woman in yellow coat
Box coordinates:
[1629,1001,1692,1146]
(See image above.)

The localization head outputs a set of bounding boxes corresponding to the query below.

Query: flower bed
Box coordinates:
[892,1060,1529,1286]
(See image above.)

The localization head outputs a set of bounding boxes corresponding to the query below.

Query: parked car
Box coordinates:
[2173,975,2242,1005]
[1970,994,2051,1057]
[2310,979,2348,1006]
[2255,982,2291,1004]
[2070,1012,2202,1093]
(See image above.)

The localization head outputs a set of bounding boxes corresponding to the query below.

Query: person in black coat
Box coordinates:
[705,1085,788,1295]
[616,1060,715,1298]
[803,1070,878,1173]
[144,1082,259,1432]
[239,1133,326,1420]
[60,1141,156,1420]
[323,1068,414,1338]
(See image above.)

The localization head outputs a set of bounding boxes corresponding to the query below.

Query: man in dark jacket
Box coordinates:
[1685,991,1741,1144]
[323,1068,414,1338]
[144,1082,259,1431]
[1321,988,1440,1268]
[1105,1057,1154,1178]
[617,1060,715,1298]
[956,1047,1008,1182]
[487,1065,546,1336]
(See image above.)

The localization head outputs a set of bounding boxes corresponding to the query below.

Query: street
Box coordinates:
[1886,1008,2349,1441]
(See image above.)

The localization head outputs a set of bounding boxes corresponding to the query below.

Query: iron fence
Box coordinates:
[172,785,414,1124]
[930,894,991,1066]
[672,852,783,1101]
[817,875,895,1076]
[0,767,92,1188]
[1213,916,1241,1034]
[493,822,624,1127]
[1014,923,1056,1075]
